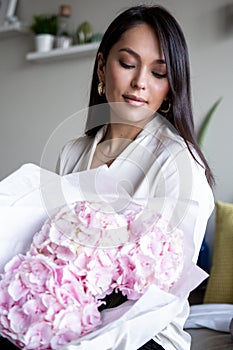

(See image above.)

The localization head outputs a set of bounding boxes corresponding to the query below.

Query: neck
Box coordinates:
[103,123,142,142]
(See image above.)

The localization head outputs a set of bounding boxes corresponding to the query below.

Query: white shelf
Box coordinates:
[0,22,28,38]
[26,42,100,62]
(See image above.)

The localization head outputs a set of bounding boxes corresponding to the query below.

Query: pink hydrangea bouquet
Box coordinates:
[0,200,183,350]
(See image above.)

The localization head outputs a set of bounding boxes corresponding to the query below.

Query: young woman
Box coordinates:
[57,5,214,350]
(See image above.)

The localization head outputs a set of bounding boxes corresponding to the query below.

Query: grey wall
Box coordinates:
[0,0,233,258]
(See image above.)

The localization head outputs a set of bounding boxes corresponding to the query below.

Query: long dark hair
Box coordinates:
[85,5,214,187]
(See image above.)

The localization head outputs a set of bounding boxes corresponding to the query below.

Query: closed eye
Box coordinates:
[152,71,167,79]
[119,60,135,69]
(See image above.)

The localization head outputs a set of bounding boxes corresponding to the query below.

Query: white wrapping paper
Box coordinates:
[0,163,208,349]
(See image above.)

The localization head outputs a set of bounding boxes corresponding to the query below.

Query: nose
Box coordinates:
[131,67,147,90]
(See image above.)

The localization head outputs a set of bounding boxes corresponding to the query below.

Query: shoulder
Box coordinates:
[56,135,93,175]
[147,115,214,207]
[143,115,187,154]
[62,136,91,155]
[142,116,191,172]
[156,115,188,152]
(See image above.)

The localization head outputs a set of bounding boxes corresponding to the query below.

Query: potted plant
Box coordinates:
[30,14,58,52]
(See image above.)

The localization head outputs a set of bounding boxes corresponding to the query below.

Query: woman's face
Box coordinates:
[97,23,170,125]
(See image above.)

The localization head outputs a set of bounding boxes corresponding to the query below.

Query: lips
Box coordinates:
[123,94,147,106]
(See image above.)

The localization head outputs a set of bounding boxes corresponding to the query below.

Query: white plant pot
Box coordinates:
[35,34,55,52]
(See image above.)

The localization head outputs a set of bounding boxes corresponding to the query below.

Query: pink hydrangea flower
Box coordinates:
[0,200,183,349]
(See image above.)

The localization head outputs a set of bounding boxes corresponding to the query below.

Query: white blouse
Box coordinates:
[57,114,214,350]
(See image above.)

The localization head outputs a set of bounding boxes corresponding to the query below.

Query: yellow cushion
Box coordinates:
[204,201,233,304]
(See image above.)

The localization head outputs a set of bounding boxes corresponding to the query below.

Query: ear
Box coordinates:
[97,52,105,82]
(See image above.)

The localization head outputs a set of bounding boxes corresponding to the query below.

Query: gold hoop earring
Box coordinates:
[159,99,171,115]
[98,82,105,96]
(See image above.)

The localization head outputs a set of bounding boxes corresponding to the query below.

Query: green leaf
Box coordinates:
[197,97,222,148]
[30,14,58,35]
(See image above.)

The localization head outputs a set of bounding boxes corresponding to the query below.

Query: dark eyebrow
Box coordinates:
[118,47,166,65]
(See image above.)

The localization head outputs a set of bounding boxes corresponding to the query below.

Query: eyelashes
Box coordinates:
[152,72,167,79]
[119,60,135,69]
[119,60,167,79]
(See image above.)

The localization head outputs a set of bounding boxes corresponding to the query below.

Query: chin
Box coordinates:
[109,101,155,125]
